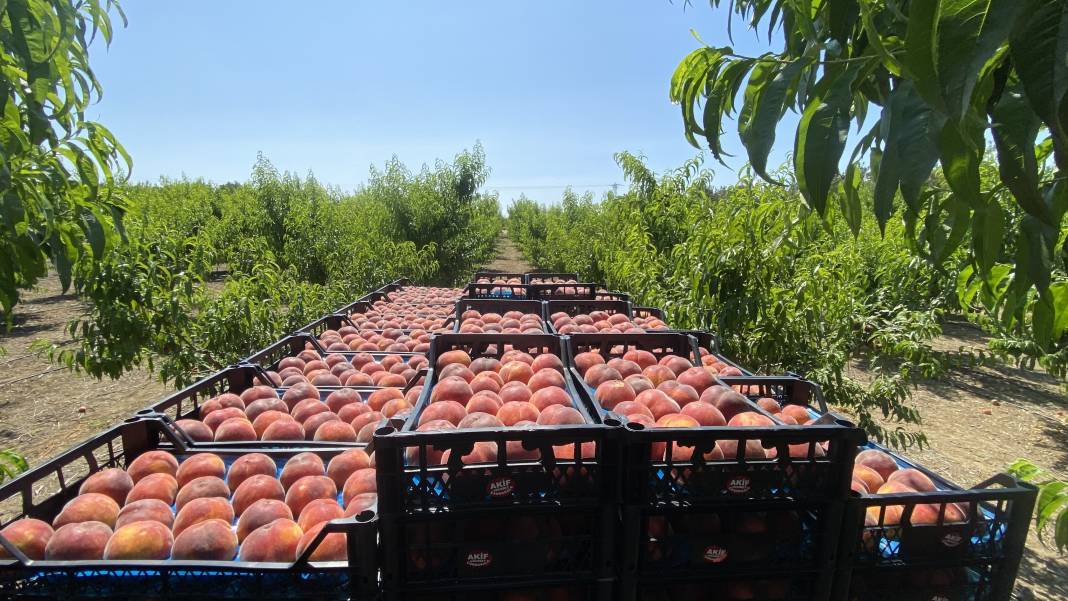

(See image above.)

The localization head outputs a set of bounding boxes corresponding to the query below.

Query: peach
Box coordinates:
[282,383,320,409]
[572,351,605,376]
[419,400,467,426]
[530,353,564,373]
[337,402,372,423]
[175,419,215,442]
[239,518,303,562]
[342,468,377,505]
[717,439,767,460]
[292,397,328,424]
[655,413,700,428]
[315,420,358,442]
[263,417,307,441]
[278,356,305,371]
[78,468,134,506]
[303,411,341,439]
[659,355,693,376]
[240,385,279,405]
[887,468,937,492]
[303,360,328,376]
[528,368,566,392]
[605,358,641,379]
[380,398,412,418]
[377,373,407,387]
[0,519,52,560]
[677,367,716,393]
[584,364,622,387]
[613,401,655,419]
[45,521,111,560]
[285,475,337,517]
[712,391,753,422]
[215,417,257,442]
[53,493,119,529]
[440,363,475,382]
[236,499,292,542]
[126,472,179,505]
[499,381,532,404]
[436,350,472,368]
[852,465,885,494]
[537,405,584,425]
[127,450,179,483]
[728,412,776,427]
[115,499,173,529]
[595,380,636,410]
[856,449,899,481]
[755,397,782,414]
[297,499,343,531]
[636,389,681,420]
[349,411,384,434]
[253,410,291,437]
[663,383,700,407]
[226,453,277,492]
[176,476,230,511]
[699,385,728,405]
[344,372,374,386]
[327,449,372,488]
[623,349,657,370]
[430,376,474,405]
[469,357,502,374]
[280,453,326,490]
[912,501,967,524]
[458,412,505,429]
[852,479,870,495]
[642,365,676,387]
[104,520,172,559]
[500,361,535,384]
[466,391,503,414]
[680,401,727,426]
[177,453,225,487]
[323,388,362,413]
[442,441,498,464]
[344,493,378,516]
[404,385,423,405]
[867,481,918,526]
[172,518,237,560]
[297,522,347,561]
[497,401,540,425]
[781,404,812,424]
[368,387,403,411]
[624,374,654,393]
[245,397,289,422]
[311,372,342,386]
[501,350,534,364]
[356,420,381,443]
[530,386,572,411]
[172,496,234,538]
[470,374,502,394]
[232,474,285,516]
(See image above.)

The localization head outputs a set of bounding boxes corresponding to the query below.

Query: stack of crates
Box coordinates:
[0,273,1038,601]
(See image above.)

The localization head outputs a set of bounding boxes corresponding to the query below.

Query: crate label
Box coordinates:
[727,475,751,494]
[702,545,728,563]
[487,476,516,497]
[465,551,492,568]
[940,532,963,548]
[930,597,950,601]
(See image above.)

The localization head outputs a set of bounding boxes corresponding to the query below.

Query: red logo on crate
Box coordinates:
[487,476,516,497]
[940,532,963,548]
[930,596,950,601]
[727,475,751,494]
[702,545,728,563]
[465,551,493,568]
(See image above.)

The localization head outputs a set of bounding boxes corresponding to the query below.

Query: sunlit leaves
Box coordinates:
[1008,458,1068,552]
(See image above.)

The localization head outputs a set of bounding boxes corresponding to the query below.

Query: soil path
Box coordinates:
[483,229,533,272]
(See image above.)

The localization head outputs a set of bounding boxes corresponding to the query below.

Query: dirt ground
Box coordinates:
[0,234,1065,598]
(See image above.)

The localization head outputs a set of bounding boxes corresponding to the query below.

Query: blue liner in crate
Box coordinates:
[0,418,378,600]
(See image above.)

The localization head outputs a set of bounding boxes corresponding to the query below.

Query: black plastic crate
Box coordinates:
[453,299,549,333]
[594,291,630,302]
[527,283,602,301]
[545,300,634,334]
[471,271,526,285]
[523,272,580,285]
[0,418,378,600]
[631,306,665,321]
[463,283,532,299]
[624,570,821,601]
[243,333,427,388]
[668,330,751,375]
[384,577,614,601]
[832,471,1036,601]
[835,562,1014,601]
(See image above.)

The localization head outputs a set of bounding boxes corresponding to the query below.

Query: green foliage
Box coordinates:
[672,0,1068,363]
[0,450,28,483]
[1008,458,1068,553]
[510,154,965,447]
[0,0,130,321]
[44,150,499,387]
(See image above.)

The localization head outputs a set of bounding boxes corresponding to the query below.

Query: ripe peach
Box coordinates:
[236,499,292,542]
[172,496,234,538]
[624,374,654,394]
[584,364,622,387]
[659,355,693,376]
[337,402,372,423]
[780,404,812,424]
[245,397,289,422]
[314,420,358,442]
[497,401,540,425]
[867,481,918,526]
[852,479,870,495]
[355,418,384,442]
[712,391,753,422]
[344,493,378,516]
[380,398,412,418]
[285,476,336,517]
[45,521,111,560]
[282,383,320,410]
[755,397,782,414]
[470,373,502,394]
[573,351,605,376]
[240,385,279,405]
[469,357,502,374]
[662,383,700,407]
[530,386,573,411]
[126,472,178,505]
[623,349,657,370]
[528,368,565,392]
[439,363,475,383]
[500,361,535,385]
[297,499,344,532]
[172,518,237,560]
[442,441,498,464]
[115,499,173,530]
[680,401,726,426]
[458,412,505,429]
[699,385,727,405]
[53,493,119,529]
[349,410,384,434]
[176,476,230,511]
[177,453,225,487]
[727,412,776,427]
[912,501,967,524]
[855,449,899,481]
[78,468,134,506]
[280,453,326,490]
[376,373,407,387]
[636,389,681,420]
[655,413,700,428]
[430,376,474,405]
[501,350,534,364]
[323,388,361,413]
[595,380,636,410]
[436,349,472,368]
[0,519,52,560]
[303,411,341,439]
[232,474,285,516]
[215,417,257,442]
[537,405,584,425]
[127,450,179,483]
[203,407,246,432]
[342,468,377,505]
[499,381,532,404]
[852,465,885,494]
[887,468,936,492]
[530,353,564,373]
[297,521,347,561]
[292,397,329,423]
[419,400,467,426]
[239,518,303,562]
[466,391,503,414]
[716,439,767,460]
[327,449,371,488]
[367,387,403,411]
[225,453,277,492]
[677,367,716,393]
[613,401,654,419]
[642,365,676,387]
[104,520,172,559]
[344,372,374,386]
[262,417,305,441]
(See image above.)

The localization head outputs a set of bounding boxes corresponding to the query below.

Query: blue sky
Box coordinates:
[91,1,796,205]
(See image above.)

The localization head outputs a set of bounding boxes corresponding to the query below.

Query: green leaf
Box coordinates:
[739,58,804,183]
[874,82,943,223]
[1049,281,1068,342]
[1010,1,1068,149]
[939,120,984,208]
[1056,507,1068,552]
[938,0,1025,120]
[793,67,857,215]
[971,194,1004,275]
[904,0,945,111]
[991,83,1048,224]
